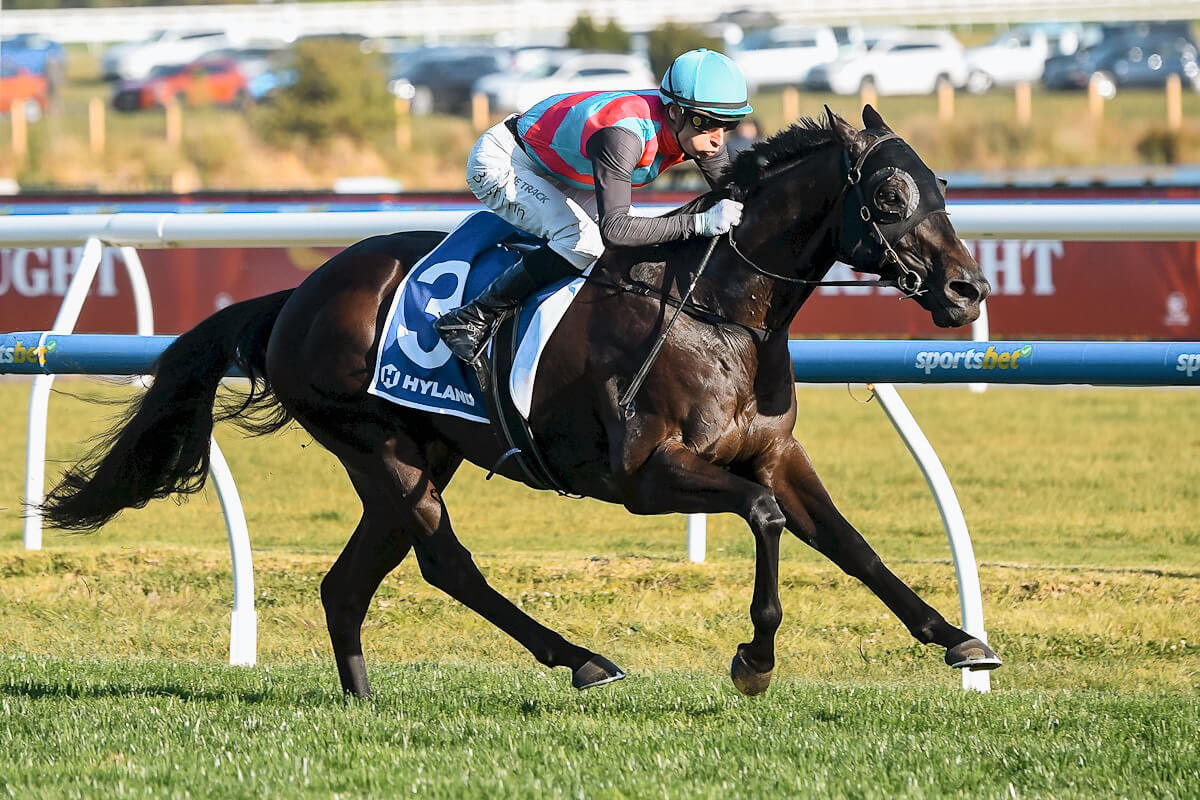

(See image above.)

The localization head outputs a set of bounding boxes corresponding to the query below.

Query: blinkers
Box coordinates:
[836,133,948,296]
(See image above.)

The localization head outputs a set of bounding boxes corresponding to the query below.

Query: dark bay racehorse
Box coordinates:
[41,106,999,698]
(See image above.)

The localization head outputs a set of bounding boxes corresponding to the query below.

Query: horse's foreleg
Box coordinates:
[625,442,785,695]
[769,441,1000,671]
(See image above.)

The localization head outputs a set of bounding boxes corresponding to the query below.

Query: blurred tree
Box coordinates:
[566,13,632,52]
[251,38,392,147]
[647,23,722,77]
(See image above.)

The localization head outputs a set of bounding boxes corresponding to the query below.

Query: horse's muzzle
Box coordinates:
[927,273,990,328]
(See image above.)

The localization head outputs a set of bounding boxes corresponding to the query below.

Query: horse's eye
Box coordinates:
[877,185,904,208]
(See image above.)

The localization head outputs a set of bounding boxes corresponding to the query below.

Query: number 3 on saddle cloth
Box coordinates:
[369,211,590,490]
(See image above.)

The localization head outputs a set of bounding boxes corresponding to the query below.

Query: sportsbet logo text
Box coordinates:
[914,345,1033,375]
[0,339,55,366]
[1178,354,1200,378]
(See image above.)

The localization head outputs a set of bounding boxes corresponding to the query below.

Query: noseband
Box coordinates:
[728,132,948,299]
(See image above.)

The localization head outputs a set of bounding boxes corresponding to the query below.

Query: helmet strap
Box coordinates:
[665,103,687,140]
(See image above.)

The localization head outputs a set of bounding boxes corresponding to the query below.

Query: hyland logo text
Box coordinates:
[0,339,55,366]
[1177,353,1200,378]
[379,364,475,406]
[914,345,1033,375]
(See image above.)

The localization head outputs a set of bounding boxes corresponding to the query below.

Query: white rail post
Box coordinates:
[120,246,155,336]
[23,238,104,549]
[208,436,257,666]
[969,300,990,394]
[23,239,156,549]
[869,383,991,693]
[686,513,706,563]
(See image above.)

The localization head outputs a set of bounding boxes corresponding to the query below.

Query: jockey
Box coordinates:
[435,47,753,364]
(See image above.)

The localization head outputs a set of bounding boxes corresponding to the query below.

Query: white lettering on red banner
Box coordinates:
[0,246,124,298]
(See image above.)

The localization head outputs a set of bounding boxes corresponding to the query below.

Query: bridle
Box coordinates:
[727,132,948,299]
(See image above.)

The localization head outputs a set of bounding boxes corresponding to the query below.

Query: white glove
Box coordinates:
[694,199,744,238]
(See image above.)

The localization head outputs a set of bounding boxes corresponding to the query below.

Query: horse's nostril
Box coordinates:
[949,279,981,304]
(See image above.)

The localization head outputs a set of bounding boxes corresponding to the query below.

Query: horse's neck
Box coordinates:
[695,147,844,334]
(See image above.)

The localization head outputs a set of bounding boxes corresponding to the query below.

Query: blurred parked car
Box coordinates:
[111,57,247,111]
[964,27,1049,93]
[964,23,1099,94]
[806,29,967,95]
[716,9,781,36]
[204,44,288,81]
[1043,24,1200,97]
[733,25,839,91]
[102,30,230,81]
[0,34,66,96]
[389,48,509,115]
[247,65,297,103]
[475,51,655,114]
[0,63,49,120]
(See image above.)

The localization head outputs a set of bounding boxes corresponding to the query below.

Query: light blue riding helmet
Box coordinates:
[659,48,753,119]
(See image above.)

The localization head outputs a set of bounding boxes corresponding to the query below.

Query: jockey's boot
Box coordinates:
[434,246,578,364]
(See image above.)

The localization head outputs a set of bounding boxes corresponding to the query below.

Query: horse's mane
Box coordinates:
[722,115,836,200]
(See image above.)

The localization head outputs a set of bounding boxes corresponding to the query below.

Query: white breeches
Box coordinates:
[465,119,604,272]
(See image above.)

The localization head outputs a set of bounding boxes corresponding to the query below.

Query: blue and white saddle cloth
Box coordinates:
[368,211,590,423]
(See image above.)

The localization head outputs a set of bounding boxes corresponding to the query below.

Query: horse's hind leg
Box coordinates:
[331,433,621,695]
[321,504,412,698]
[769,441,1001,671]
[399,469,625,691]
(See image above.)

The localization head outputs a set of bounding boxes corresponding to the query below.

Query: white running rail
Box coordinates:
[5,202,1199,687]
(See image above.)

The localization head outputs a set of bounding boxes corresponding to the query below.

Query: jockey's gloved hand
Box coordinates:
[695,199,744,238]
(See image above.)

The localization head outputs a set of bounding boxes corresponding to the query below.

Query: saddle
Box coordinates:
[367,211,581,494]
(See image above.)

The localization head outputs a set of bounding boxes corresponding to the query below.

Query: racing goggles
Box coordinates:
[688,112,741,133]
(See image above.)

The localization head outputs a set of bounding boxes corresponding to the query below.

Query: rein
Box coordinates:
[617,235,720,418]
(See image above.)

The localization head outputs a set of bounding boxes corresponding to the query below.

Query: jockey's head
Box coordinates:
[659,48,753,160]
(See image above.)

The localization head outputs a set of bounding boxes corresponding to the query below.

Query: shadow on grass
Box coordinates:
[0,678,287,705]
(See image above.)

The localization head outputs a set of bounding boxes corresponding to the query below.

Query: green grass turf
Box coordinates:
[0,380,1197,796]
[1,657,1196,799]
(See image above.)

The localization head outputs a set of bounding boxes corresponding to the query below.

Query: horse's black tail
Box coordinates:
[38,289,295,532]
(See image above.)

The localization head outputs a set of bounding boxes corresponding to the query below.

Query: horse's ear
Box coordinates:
[824,104,859,146]
[861,104,894,134]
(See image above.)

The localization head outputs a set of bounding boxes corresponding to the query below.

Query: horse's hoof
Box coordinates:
[729,652,773,696]
[945,638,1002,670]
[572,655,626,690]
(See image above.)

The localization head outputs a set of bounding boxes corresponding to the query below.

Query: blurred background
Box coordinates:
[2,1,1200,339]
[2,1,1199,193]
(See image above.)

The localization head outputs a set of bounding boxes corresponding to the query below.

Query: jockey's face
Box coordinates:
[670,106,736,160]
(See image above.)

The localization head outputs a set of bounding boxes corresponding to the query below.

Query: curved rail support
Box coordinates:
[870,383,991,692]
[19,243,256,666]
[24,239,154,549]
[23,237,104,550]
[208,436,257,666]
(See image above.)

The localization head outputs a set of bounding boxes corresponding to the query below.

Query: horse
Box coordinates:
[39,105,998,698]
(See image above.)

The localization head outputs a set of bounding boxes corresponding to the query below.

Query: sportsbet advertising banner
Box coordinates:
[1,238,1198,339]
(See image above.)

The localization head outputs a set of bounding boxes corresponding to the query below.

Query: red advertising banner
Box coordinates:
[2,239,1198,339]
[788,239,1200,338]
